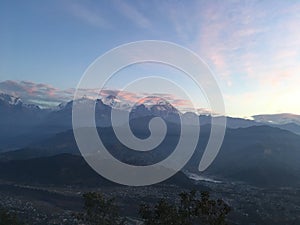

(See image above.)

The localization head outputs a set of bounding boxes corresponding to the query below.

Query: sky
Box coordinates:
[0,0,300,117]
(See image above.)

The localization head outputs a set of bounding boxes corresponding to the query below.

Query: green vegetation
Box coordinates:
[139,190,231,225]
[0,190,231,225]
[79,190,231,225]
[77,192,125,225]
[0,208,22,225]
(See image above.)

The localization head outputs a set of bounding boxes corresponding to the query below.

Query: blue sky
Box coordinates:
[1,0,300,117]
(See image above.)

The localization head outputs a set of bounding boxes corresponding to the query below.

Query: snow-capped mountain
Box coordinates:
[55,97,95,111]
[252,113,300,125]
[0,92,300,149]
[102,95,121,108]
[0,93,40,110]
[130,96,180,121]
[0,93,22,106]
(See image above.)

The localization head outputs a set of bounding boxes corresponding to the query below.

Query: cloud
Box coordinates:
[100,89,198,112]
[113,0,152,29]
[0,80,71,107]
[148,1,300,116]
[0,80,207,113]
[193,1,268,80]
[186,1,300,100]
[67,1,109,28]
[156,1,199,42]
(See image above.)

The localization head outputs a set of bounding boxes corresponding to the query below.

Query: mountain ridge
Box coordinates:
[0,92,299,150]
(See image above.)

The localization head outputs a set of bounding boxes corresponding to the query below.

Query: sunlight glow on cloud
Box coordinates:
[186,1,300,116]
[0,80,209,113]
[1,0,299,116]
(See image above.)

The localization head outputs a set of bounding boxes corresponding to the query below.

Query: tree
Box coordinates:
[191,191,231,225]
[0,208,22,225]
[140,199,179,225]
[139,190,231,225]
[77,192,124,225]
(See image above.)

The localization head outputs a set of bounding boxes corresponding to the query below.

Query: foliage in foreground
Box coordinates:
[0,190,231,225]
[78,190,231,225]
[77,192,125,225]
[139,190,231,225]
[0,208,22,225]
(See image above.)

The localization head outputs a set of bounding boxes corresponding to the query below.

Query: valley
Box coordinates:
[0,93,300,224]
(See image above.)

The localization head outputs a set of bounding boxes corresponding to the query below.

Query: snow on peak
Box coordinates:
[102,95,121,108]
[0,93,22,106]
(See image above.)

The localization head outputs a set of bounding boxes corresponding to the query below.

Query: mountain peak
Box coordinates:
[252,113,300,125]
[102,95,120,108]
[0,93,22,106]
[130,97,181,121]
[135,96,179,113]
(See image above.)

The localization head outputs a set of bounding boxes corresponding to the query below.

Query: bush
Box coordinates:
[77,192,124,225]
[139,190,231,225]
[0,208,22,225]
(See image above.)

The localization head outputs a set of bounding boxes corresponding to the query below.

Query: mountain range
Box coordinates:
[3,124,300,187]
[1,92,300,187]
[1,92,300,149]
